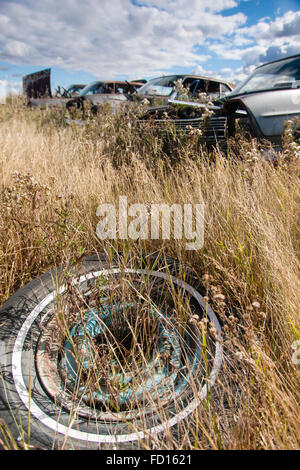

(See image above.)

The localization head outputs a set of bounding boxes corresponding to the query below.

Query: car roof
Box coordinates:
[147,74,233,88]
[256,53,300,70]
[91,80,143,85]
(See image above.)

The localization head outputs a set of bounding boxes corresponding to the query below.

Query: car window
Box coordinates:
[220,83,232,98]
[231,56,300,95]
[182,78,223,99]
[105,83,115,94]
[137,76,180,97]
[66,85,76,94]
[80,82,104,96]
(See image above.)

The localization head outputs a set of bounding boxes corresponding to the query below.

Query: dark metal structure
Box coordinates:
[23,68,52,99]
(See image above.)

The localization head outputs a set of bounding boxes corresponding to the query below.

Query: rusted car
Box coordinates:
[56,84,86,97]
[23,69,86,108]
[66,80,145,113]
[23,68,52,99]
[140,55,300,152]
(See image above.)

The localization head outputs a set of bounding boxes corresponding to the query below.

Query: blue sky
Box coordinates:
[0,0,299,97]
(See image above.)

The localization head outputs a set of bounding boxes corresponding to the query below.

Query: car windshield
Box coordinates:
[231,56,300,96]
[137,76,181,97]
[66,85,84,94]
[79,82,106,96]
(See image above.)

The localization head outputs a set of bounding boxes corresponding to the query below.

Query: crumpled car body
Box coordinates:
[23,68,52,99]
[136,74,233,105]
[66,80,145,112]
[60,84,86,97]
[140,55,300,151]
[139,100,229,149]
[23,69,86,108]
[222,54,300,148]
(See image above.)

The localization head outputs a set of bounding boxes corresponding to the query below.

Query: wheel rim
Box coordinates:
[61,304,183,409]
[13,268,223,444]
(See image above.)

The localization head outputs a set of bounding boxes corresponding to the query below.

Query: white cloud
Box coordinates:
[0,78,21,102]
[0,80,6,103]
[207,9,300,84]
[2,40,33,57]
[0,0,299,87]
[233,10,300,66]
[191,64,225,80]
[0,0,247,78]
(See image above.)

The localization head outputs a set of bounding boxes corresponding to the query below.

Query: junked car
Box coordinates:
[23,69,86,108]
[66,80,145,113]
[140,55,300,152]
[136,74,233,105]
[56,84,86,97]
[23,68,52,100]
[222,53,300,150]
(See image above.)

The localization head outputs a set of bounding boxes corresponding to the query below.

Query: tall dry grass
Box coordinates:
[0,99,299,449]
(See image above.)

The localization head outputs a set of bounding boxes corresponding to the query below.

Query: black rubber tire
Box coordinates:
[66,97,84,111]
[0,253,223,450]
[90,104,99,115]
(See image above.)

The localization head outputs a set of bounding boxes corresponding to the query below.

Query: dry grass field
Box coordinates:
[0,96,299,450]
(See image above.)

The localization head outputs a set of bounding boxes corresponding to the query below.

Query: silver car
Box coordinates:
[66,80,145,113]
[223,53,300,149]
[136,74,233,105]
[140,55,300,151]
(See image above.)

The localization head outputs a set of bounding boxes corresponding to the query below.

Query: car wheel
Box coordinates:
[91,104,98,115]
[66,97,84,111]
[0,253,223,449]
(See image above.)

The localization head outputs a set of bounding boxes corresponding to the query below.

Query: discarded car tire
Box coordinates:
[0,253,223,449]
